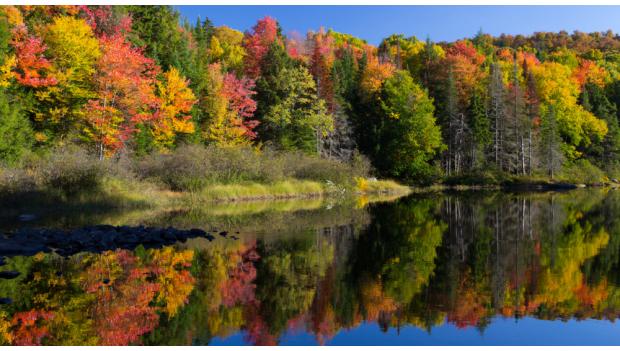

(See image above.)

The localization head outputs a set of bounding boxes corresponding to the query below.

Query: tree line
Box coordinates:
[2,6,620,184]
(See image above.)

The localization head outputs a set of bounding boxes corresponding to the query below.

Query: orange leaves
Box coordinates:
[360,47,395,95]
[573,59,608,89]
[10,310,55,346]
[444,40,486,106]
[446,40,485,66]
[84,33,159,156]
[10,25,57,88]
[309,29,337,112]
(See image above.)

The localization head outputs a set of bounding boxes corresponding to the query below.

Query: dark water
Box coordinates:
[2,189,620,345]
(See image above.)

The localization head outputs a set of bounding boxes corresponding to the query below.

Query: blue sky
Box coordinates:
[177,6,620,45]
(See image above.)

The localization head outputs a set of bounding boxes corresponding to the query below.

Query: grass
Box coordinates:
[359,179,411,194]
[195,180,325,202]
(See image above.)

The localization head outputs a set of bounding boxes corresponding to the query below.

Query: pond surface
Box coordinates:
[2,189,620,345]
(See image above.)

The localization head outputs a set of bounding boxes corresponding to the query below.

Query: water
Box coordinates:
[2,189,620,345]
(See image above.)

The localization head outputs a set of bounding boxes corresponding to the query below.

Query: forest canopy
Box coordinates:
[2,5,620,184]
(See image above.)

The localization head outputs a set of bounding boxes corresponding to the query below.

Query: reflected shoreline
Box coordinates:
[1,189,620,345]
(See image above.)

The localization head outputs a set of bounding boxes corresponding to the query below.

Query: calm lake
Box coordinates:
[2,189,620,345]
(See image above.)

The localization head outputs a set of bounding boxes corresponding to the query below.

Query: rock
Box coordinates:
[0,271,20,279]
[219,231,228,237]
[190,228,206,236]
[576,184,587,188]
[613,178,620,183]
[0,298,12,305]
[18,214,37,222]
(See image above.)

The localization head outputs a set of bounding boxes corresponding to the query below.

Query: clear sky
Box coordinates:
[176,6,620,45]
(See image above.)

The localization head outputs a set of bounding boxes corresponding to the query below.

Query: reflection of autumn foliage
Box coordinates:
[11,310,55,346]
[359,275,397,321]
[85,250,161,345]
[0,246,196,345]
[220,242,260,307]
[447,271,490,329]
[150,247,195,317]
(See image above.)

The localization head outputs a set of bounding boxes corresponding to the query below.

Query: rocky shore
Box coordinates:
[0,224,234,260]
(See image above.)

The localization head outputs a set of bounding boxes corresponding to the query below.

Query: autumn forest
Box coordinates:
[2,5,620,191]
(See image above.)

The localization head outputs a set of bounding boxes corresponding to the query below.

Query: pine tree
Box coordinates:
[0,89,33,164]
[488,62,506,170]
[467,90,491,169]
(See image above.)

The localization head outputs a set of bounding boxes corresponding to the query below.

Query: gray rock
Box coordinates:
[0,271,20,279]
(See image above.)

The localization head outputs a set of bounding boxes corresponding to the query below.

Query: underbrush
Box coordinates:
[0,144,401,204]
[135,144,371,192]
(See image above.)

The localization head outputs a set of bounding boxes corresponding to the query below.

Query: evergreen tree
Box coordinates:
[0,89,33,164]
[467,90,491,169]
[582,83,620,167]
[488,62,507,170]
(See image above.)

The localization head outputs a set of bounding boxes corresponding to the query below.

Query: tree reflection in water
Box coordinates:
[2,189,620,345]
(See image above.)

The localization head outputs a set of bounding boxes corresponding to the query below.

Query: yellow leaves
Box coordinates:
[151,67,196,150]
[0,310,12,345]
[532,61,608,147]
[150,247,195,318]
[34,132,48,143]
[0,55,15,88]
[45,16,100,74]
[209,36,225,60]
[1,6,23,26]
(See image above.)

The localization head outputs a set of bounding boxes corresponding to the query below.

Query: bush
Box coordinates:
[0,167,37,194]
[38,147,106,195]
[135,144,371,191]
[561,159,606,184]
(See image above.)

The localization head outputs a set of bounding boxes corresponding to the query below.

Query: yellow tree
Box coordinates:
[152,67,196,150]
[202,63,258,146]
[531,61,608,157]
[36,16,100,139]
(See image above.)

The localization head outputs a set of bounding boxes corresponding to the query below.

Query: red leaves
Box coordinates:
[10,25,57,88]
[220,244,260,307]
[85,33,159,156]
[222,73,259,139]
[11,310,55,346]
[243,16,279,78]
[446,40,485,66]
[573,59,607,89]
[78,5,132,37]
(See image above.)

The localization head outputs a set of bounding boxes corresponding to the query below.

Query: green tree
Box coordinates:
[539,104,564,179]
[581,83,620,167]
[256,43,333,153]
[0,89,33,164]
[468,90,491,169]
[379,70,444,182]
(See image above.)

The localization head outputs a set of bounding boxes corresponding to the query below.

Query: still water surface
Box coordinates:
[2,189,620,345]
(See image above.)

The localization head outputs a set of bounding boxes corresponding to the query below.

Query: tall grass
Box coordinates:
[1,144,398,205]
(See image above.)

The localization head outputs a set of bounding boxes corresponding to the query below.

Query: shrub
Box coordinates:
[561,159,606,184]
[136,144,369,191]
[0,167,37,194]
[38,147,106,195]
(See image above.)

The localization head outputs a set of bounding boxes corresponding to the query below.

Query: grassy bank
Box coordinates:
[0,145,411,209]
